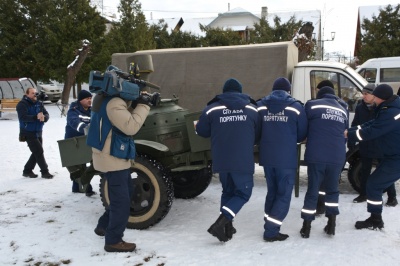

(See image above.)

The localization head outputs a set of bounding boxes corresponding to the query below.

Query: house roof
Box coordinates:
[147,7,321,38]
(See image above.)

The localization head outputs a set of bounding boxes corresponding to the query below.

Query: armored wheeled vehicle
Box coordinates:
[58,55,213,229]
[58,96,213,229]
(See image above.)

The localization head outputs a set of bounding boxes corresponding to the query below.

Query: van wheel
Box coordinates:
[99,154,174,229]
[172,163,212,199]
[348,159,362,193]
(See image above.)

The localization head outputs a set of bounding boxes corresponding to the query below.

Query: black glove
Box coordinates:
[137,92,160,107]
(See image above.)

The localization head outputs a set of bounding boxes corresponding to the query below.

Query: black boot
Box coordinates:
[300,220,312,238]
[324,215,336,236]
[386,197,398,207]
[208,214,230,242]
[225,221,237,240]
[316,195,325,216]
[264,233,289,242]
[355,213,384,230]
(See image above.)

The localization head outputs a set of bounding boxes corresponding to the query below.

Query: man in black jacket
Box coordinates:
[16,87,53,179]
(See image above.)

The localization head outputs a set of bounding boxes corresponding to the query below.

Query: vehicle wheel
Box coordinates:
[99,154,174,229]
[51,100,59,103]
[172,163,212,199]
[348,158,362,193]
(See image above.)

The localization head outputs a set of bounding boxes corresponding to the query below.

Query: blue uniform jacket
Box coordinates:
[304,94,349,166]
[349,100,382,158]
[256,90,308,168]
[17,95,49,138]
[65,101,91,139]
[196,92,260,174]
[348,95,400,172]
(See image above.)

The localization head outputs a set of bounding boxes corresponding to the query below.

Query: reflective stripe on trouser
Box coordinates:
[301,163,341,221]
[219,172,253,220]
[263,167,295,238]
[366,160,400,214]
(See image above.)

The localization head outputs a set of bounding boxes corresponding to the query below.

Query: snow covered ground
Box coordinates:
[0,102,399,266]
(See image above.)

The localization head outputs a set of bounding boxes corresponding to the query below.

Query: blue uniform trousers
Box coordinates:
[263,167,295,238]
[96,169,133,245]
[367,160,400,214]
[219,172,253,220]
[301,163,341,221]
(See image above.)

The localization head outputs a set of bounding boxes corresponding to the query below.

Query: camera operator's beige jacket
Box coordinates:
[92,97,150,172]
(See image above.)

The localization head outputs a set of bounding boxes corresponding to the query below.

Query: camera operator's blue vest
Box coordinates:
[87,97,136,159]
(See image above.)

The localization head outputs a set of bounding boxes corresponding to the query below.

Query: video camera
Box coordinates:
[88,65,160,105]
[35,91,49,102]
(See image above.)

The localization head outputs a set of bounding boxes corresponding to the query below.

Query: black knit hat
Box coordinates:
[223,78,242,93]
[372,84,393,100]
[78,90,92,101]
[272,77,291,92]
[317,86,335,99]
[317,80,334,89]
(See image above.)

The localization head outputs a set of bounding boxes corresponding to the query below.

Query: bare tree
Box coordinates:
[60,40,91,115]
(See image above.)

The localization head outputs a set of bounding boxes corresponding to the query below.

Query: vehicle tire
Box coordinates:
[172,163,212,199]
[99,154,174,229]
[348,158,362,193]
[51,100,59,103]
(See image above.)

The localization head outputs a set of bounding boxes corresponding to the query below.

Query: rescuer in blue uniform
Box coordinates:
[314,80,349,215]
[64,90,95,196]
[196,78,260,242]
[349,84,397,206]
[257,77,308,242]
[346,84,400,230]
[300,86,348,238]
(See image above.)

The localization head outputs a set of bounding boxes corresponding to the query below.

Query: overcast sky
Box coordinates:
[100,0,399,57]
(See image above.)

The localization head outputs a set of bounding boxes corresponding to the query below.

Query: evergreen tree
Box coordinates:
[0,0,106,84]
[150,19,172,49]
[199,24,243,47]
[105,0,155,54]
[252,14,274,43]
[359,4,400,62]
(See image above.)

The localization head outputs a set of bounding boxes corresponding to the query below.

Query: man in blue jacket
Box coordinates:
[349,84,397,206]
[65,90,95,196]
[300,86,348,238]
[346,84,400,230]
[17,87,54,179]
[257,77,307,242]
[196,78,260,242]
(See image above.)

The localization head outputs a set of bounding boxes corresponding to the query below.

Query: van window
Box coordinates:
[357,68,377,83]
[310,71,362,112]
[380,68,400,83]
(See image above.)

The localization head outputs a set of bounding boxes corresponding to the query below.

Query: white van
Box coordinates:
[356,57,400,94]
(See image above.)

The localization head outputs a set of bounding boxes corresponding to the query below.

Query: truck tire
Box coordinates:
[172,163,212,199]
[99,154,174,229]
[348,158,362,193]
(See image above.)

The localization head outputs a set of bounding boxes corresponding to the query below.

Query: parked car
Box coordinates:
[356,56,400,92]
[37,81,62,103]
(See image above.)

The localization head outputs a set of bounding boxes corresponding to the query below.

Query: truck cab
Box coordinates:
[292,61,368,121]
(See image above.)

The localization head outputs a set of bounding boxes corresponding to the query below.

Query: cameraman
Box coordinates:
[16,87,54,179]
[87,89,157,252]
